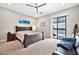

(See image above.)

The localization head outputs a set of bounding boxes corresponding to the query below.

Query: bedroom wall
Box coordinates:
[0,7,36,40]
[36,17,51,38]
[37,5,79,38]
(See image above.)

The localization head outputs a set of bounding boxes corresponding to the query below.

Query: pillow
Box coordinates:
[57,38,75,50]
[23,32,43,48]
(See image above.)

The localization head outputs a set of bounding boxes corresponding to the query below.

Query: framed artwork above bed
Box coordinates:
[15,19,32,32]
[19,20,30,24]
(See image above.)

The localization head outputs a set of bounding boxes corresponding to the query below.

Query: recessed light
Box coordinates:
[8,3,12,6]
[61,3,65,5]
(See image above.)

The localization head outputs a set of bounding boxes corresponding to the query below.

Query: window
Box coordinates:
[52,16,66,39]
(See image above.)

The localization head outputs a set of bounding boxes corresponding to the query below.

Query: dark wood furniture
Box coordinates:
[7,32,17,42]
[16,26,32,32]
[7,26,33,42]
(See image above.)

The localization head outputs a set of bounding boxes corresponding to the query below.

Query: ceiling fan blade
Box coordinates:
[37,3,47,8]
[36,8,38,13]
[25,4,35,7]
[35,7,38,13]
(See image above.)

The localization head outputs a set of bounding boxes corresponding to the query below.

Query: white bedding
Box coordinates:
[16,31,41,42]
[7,38,57,55]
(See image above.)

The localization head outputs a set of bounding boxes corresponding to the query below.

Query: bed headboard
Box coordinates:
[16,26,32,32]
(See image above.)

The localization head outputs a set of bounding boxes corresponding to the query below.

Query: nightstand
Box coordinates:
[7,32,16,42]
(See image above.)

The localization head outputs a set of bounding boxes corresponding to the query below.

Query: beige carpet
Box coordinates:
[0,39,6,44]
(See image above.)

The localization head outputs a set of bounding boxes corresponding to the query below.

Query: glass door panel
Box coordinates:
[52,18,57,38]
[58,16,66,39]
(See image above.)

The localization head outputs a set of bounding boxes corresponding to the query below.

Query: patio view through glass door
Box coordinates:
[51,16,67,39]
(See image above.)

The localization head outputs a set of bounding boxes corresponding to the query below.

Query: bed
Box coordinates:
[0,27,42,53]
[15,26,44,47]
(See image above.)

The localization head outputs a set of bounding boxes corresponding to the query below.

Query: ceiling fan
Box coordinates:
[25,3,47,13]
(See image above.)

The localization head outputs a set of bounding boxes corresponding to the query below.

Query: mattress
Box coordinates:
[16,31,42,42]
[7,38,57,55]
[0,40,24,53]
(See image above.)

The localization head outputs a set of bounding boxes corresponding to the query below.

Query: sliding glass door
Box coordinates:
[57,16,66,39]
[52,16,66,39]
[52,18,57,38]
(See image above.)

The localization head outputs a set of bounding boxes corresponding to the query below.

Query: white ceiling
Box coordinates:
[0,3,79,18]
